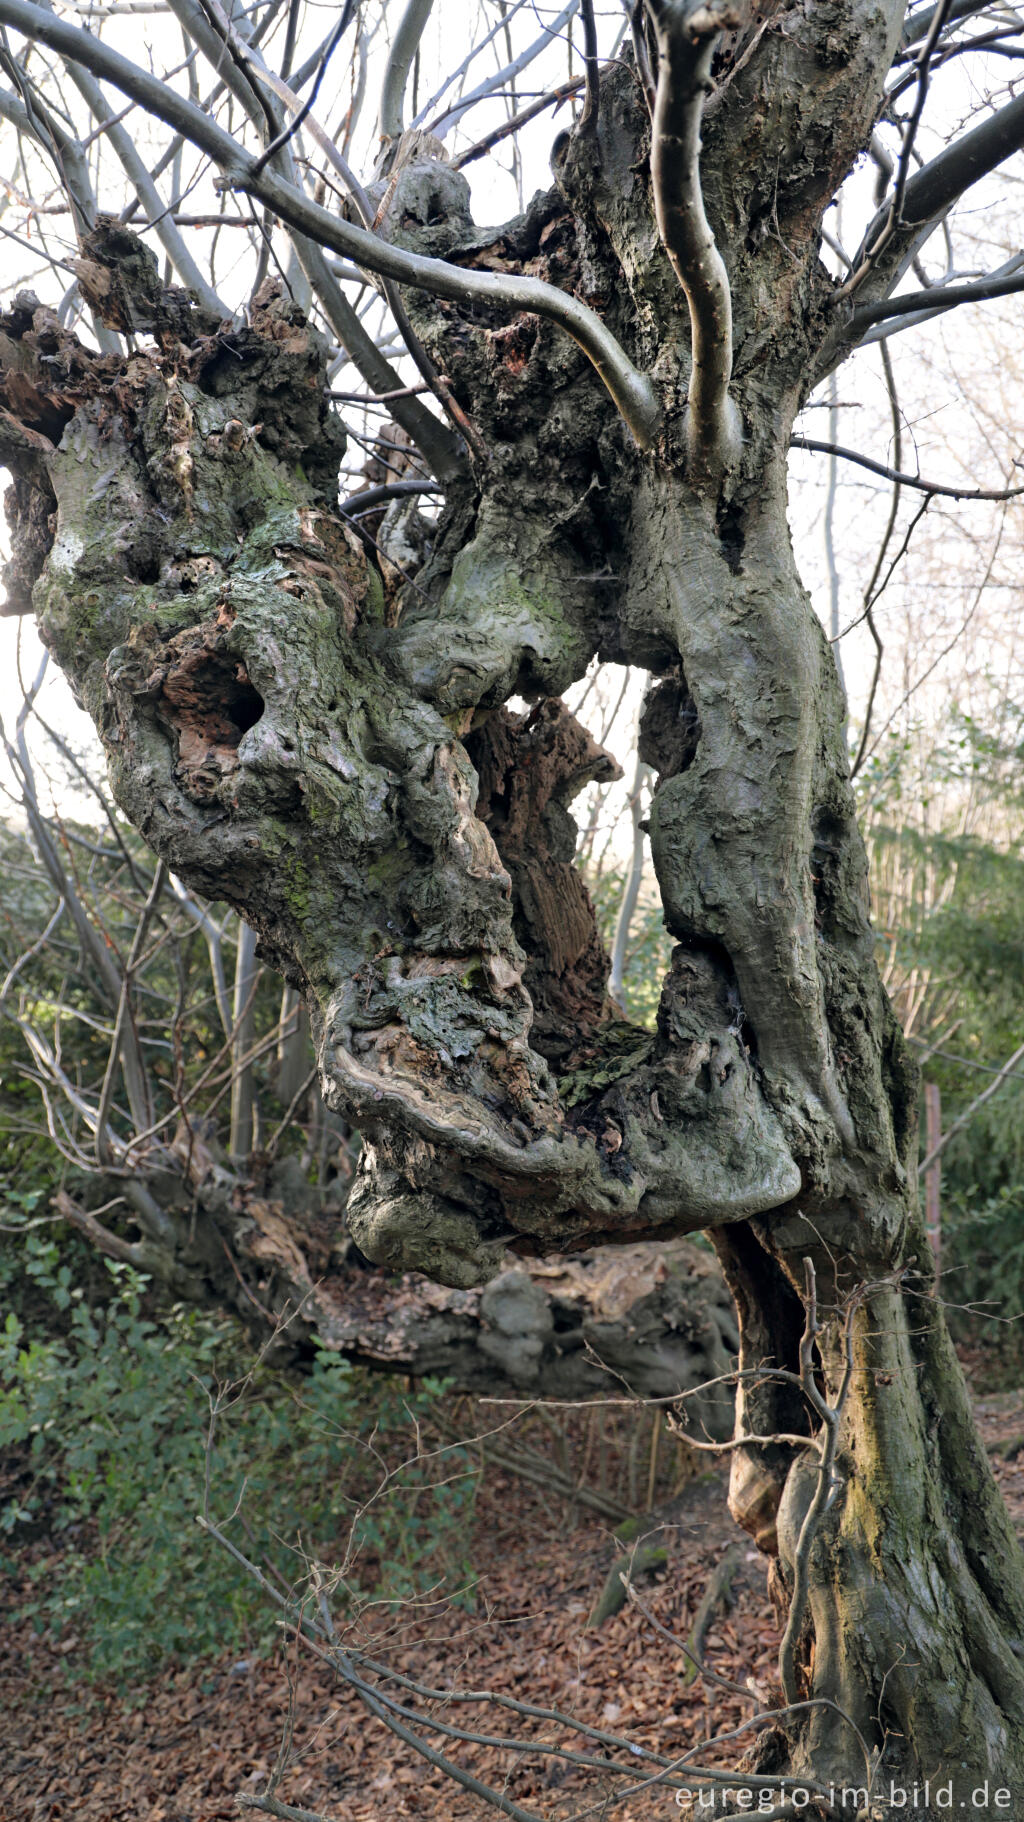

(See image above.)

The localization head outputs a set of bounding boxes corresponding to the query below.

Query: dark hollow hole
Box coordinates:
[123,537,162,584]
[638,670,701,782]
[226,677,264,736]
[161,649,265,753]
[715,501,745,574]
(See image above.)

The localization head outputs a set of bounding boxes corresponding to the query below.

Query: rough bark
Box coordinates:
[57,1160,738,1421]
[3,9,1024,1803]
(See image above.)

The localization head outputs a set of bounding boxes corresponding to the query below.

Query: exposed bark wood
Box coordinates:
[466,700,619,1064]
[317,1238,738,1415]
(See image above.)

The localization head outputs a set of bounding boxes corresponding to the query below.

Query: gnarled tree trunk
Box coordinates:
[3,17,1024,1806]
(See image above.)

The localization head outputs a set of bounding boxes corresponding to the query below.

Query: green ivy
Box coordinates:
[0,1211,479,1690]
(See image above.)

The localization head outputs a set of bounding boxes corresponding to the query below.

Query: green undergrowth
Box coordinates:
[0,1201,479,1693]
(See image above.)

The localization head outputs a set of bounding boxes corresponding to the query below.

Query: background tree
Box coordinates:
[2,0,1024,1806]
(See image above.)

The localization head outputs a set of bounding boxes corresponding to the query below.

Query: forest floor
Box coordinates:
[3,1377,1024,1822]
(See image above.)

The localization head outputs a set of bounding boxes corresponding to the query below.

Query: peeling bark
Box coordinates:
[4,12,1024,1795]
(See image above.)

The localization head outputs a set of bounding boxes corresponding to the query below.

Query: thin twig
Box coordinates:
[249,0,354,177]
[451,76,583,168]
[834,0,954,301]
[791,435,1024,501]
[919,1037,1024,1174]
[1,0,660,445]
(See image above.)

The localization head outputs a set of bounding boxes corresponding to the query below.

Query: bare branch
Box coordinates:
[790,434,1024,501]
[889,22,1024,95]
[94,859,166,1166]
[168,876,233,1039]
[0,0,661,446]
[301,244,466,483]
[608,755,650,1010]
[408,0,529,130]
[850,338,899,778]
[41,25,226,314]
[0,74,122,350]
[228,920,259,1160]
[421,0,582,139]
[845,85,1024,308]
[238,1794,330,1822]
[1,673,154,1133]
[54,1188,153,1269]
[630,0,657,112]
[199,1519,548,1822]
[235,46,486,462]
[858,501,1007,767]
[900,0,992,50]
[159,0,464,476]
[0,73,92,237]
[578,0,599,133]
[249,0,354,177]
[200,1517,835,1807]
[919,1038,1024,1175]
[851,266,1024,336]
[835,0,955,300]
[379,0,434,146]
[450,75,583,169]
[645,0,742,483]
[622,1548,751,1694]
[340,478,443,514]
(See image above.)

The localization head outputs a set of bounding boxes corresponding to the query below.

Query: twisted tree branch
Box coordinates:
[645,0,742,484]
[790,434,1024,502]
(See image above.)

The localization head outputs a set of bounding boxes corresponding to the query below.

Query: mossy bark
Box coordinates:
[3,8,1024,1801]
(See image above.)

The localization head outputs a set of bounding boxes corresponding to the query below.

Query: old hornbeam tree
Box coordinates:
[2,0,1024,1806]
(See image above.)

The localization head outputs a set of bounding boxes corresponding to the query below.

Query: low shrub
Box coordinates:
[0,1203,479,1688]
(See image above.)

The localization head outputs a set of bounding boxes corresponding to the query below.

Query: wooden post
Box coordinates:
[924,1082,941,1268]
